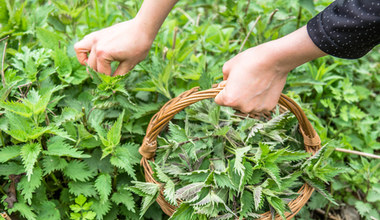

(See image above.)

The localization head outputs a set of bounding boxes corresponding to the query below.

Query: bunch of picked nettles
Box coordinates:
[131,100,342,219]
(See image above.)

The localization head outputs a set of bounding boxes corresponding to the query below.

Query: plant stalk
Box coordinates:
[335,148,380,159]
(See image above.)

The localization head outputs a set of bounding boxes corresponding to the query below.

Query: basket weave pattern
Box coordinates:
[139,83,321,219]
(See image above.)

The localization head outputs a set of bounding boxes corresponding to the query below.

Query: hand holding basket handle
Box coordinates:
[139,82,321,219]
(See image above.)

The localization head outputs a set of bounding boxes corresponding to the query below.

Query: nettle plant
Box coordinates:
[132,100,343,219]
[0,44,142,219]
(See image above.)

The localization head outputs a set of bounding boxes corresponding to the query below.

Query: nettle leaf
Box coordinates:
[23,89,52,116]
[37,200,61,220]
[175,182,205,201]
[152,162,177,205]
[253,186,263,211]
[0,101,32,117]
[9,201,37,220]
[266,196,286,219]
[0,162,25,176]
[111,188,135,212]
[164,181,177,206]
[129,181,160,218]
[194,190,234,216]
[110,144,138,180]
[169,122,188,143]
[18,167,42,204]
[240,190,254,216]
[44,136,90,158]
[170,203,194,220]
[91,199,112,219]
[68,181,97,197]
[234,146,250,176]
[106,110,125,147]
[54,107,83,126]
[36,27,62,50]
[41,155,67,175]
[54,48,72,79]
[63,160,95,181]
[21,143,41,181]
[214,173,236,189]
[302,177,338,205]
[100,110,125,158]
[95,173,112,203]
[262,162,281,188]
[354,201,372,217]
[3,112,32,142]
[0,145,21,162]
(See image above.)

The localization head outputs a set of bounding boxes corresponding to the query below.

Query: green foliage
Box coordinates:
[70,195,97,220]
[134,100,340,219]
[63,160,95,182]
[20,143,41,181]
[94,173,112,203]
[0,0,378,219]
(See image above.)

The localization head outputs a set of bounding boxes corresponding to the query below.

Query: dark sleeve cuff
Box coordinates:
[307,0,380,59]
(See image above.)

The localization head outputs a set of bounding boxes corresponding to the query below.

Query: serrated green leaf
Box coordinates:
[36,27,63,50]
[253,186,263,211]
[110,144,137,180]
[234,146,250,176]
[68,181,97,197]
[95,173,112,203]
[18,167,42,204]
[106,110,125,147]
[9,202,37,220]
[37,201,61,220]
[266,196,286,219]
[41,155,67,174]
[262,162,281,188]
[54,48,72,79]
[0,145,21,162]
[44,136,90,158]
[240,190,254,216]
[175,182,205,201]
[63,160,94,181]
[111,188,135,212]
[54,107,83,126]
[91,199,112,219]
[0,101,32,117]
[21,143,41,181]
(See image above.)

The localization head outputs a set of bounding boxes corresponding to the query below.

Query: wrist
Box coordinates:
[133,16,159,41]
[264,26,327,73]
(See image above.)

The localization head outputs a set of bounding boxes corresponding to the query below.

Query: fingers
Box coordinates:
[96,55,112,75]
[222,61,232,80]
[113,61,132,76]
[87,48,97,71]
[215,79,278,114]
[74,36,94,65]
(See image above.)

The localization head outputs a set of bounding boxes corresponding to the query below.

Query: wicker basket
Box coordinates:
[139,82,321,219]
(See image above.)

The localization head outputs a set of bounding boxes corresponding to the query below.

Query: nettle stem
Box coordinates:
[335,148,380,159]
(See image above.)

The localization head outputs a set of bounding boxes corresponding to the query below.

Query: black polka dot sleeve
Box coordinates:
[307,0,380,59]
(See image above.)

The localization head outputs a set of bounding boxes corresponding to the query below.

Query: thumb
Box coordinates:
[97,57,112,75]
[214,87,226,106]
[113,61,132,76]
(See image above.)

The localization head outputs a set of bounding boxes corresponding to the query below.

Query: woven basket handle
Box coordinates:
[139,82,321,159]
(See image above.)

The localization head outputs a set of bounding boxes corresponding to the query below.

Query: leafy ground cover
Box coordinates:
[0,0,379,219]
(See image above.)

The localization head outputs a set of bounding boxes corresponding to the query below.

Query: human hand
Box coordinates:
[215,44,288,113]
[215,26,326,113]
[74,19,154,76]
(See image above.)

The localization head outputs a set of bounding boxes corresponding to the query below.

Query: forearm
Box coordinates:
[135,0,179,40]
[265,26,327,73]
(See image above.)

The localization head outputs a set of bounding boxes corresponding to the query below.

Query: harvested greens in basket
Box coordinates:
[131,100,342,219]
